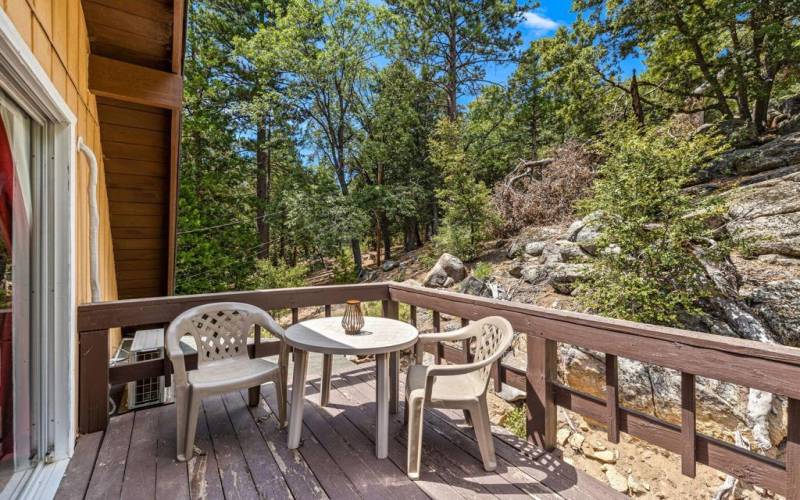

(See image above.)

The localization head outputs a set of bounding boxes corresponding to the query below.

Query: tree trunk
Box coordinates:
[673,14,733,120]
[255,117,271,260]
[727,19,752,123]
[753,78,773,134]
[350,239,362,276]
[529,100,538,160]
[332,150,362,275]
[380,212,391,261]
[445,7,458,120]
[631,71,645,127]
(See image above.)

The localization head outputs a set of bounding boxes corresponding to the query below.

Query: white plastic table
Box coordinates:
[284,316,418,458]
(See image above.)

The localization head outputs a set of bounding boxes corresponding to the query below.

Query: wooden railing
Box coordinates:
[77,282,800,499]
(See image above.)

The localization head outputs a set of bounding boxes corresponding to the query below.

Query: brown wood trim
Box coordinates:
[605,354,619,444]
[78,283,390,331]
[79,330,110,434]
[527,335,556,450]
[681,373,697,477]
[553,384,787,494]
[789,398,799,500]
[171,0,186,74]
[166,109,180,294]
[432,310,442,363]
[388,284,800,399]
[388,283,800,367]
[89,55,183,109]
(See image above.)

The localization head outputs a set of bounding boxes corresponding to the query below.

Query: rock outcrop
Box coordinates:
[423,253,466,288]
[727,171,800,258]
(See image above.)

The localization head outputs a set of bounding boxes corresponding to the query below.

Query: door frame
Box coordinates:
[0,6,77,494]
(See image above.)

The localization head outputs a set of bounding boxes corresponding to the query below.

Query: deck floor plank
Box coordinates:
[261,382,362,500]
[318,370,469,499]
[120,407,159,500]
[154,404,190,499]
[188,403,225,500]
[54,431,104,500]
[202,395,261,499]
[84,411,135,500]
[239,388,329,500]
[341,369,526,500]
[303,376,430,500]
[67,363,621,500]
[221,391,293,500]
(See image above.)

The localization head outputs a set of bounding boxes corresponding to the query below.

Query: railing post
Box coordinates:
[681,373,696,478]
[248,325,262,407]
[383,300,400,414]
[526,333,556,450]
[79,330,109,434]
[788,398,799,500]
[605,354,619,444]
[432,311,442,364]
[461,318,471,364]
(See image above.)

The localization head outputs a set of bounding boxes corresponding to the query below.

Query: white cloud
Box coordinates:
[522,12,559,34]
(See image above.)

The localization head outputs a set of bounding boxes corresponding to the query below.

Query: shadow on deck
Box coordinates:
[55,362,619,499]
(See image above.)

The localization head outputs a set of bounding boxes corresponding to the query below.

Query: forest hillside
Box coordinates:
[176,1,800,497]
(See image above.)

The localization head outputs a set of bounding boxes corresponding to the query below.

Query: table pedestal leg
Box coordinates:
[287,349,308,449]
[321,353,332,407]
[389,351,399,414]
[375,353,389,459]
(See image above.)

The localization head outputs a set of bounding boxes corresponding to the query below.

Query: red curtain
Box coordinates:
[0,116,13,458]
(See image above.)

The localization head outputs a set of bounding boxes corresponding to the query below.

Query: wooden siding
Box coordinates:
[82,0,183,299]
[1,0,120,305]
[97,97,170,299]
[82,0,174,72]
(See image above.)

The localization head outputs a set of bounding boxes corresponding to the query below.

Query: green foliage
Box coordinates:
[430,118,498,261]
[387,0,532,118]
[332,249,358,284]
[245,261,309,290]
[576,120,729,326]
[502,406,526,438]
[575,0,800,131]
[472,262,493,281]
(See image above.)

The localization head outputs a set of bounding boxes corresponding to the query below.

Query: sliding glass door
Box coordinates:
[0,90,36,475]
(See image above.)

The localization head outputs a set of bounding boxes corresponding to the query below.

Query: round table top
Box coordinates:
[284,316,419,355]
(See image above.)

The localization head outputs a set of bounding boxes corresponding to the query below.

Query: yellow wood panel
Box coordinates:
[3,1,122,355]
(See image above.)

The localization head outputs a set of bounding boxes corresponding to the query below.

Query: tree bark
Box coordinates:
[380,212,391,261]
[255,116,271,260]
[673,14,734,120]
[445,6,458,120]
[333,147,362,275]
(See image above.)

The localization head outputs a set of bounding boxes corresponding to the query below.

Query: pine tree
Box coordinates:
[430,118,497,261]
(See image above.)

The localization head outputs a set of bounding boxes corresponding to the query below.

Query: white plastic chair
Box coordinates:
[165,302,288,461]
[404,316,514,479]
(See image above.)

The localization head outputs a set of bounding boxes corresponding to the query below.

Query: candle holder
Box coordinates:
[341,299,365,335]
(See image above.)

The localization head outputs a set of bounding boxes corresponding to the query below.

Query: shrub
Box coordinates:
[332,249,357,284]
[246,260,308,290]
[576,120,728,326]
[472,261,493,280]
[492,141,600,234]
[502,406,526,438]
[431,118,498,261]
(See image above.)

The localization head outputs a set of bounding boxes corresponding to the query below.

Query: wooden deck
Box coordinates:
[56,361,619,499]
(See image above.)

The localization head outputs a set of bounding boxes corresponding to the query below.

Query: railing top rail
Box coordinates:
[388,282,800,368]
[76,280,800,368]
[77,282,389,331]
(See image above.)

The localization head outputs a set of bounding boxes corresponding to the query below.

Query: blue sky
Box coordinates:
[482,1,645,93]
